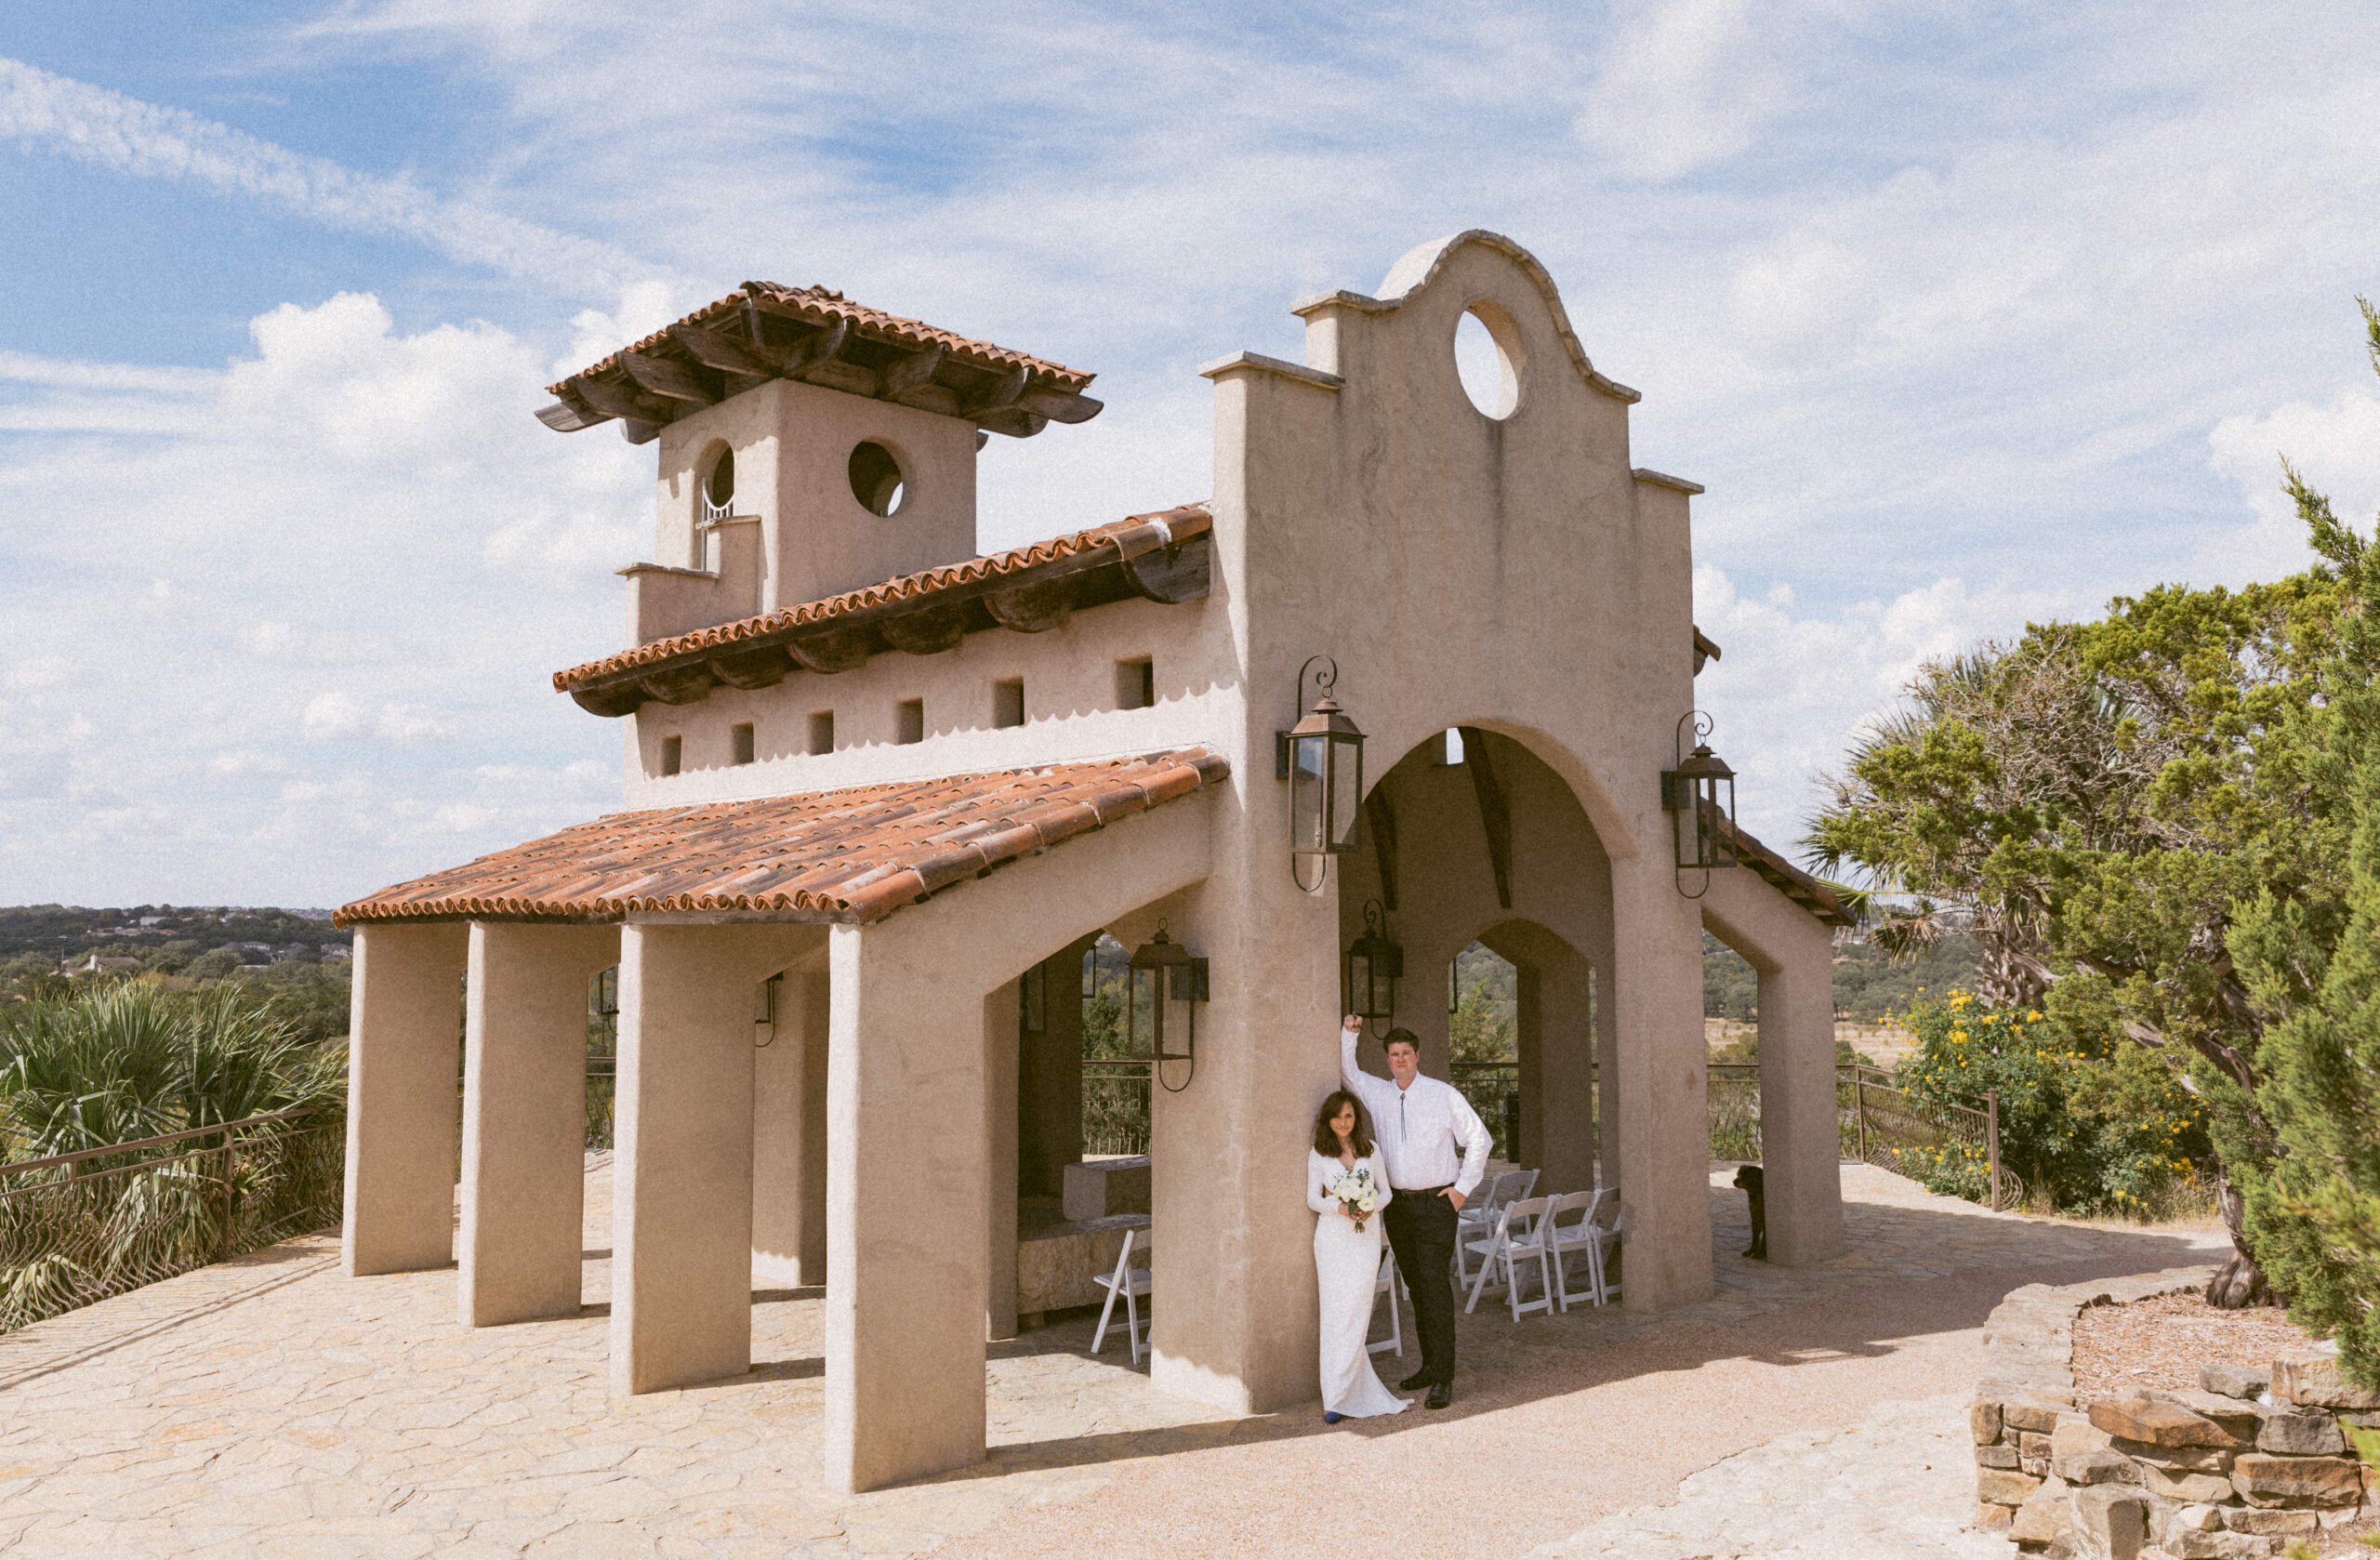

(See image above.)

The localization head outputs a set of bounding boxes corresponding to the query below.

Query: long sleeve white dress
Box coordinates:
[1308,1147,1412,1419]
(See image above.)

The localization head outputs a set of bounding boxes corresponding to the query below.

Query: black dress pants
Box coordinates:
[1382,1185,1459,1386]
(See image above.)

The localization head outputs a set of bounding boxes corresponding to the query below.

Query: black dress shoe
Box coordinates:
[1398,1369,1433,1393]
[1425,1382,1452,1410]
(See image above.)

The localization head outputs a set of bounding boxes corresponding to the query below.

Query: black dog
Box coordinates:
[1734,1164,1767,1260]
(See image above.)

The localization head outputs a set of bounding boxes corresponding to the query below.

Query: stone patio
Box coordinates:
[0,1160,2229,1558]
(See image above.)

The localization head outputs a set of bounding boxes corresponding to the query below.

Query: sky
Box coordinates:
[3,1,2379,907]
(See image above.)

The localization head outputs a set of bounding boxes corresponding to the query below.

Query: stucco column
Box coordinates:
[612,921,805,1395]
[985,981,1020,1342]
[343,921,469,1277]
[826,920,993,1493]
[754,962,830,1288]
[1606,859,1715,1311]
[1752,927,1846,1266]
[458,922,618,1327]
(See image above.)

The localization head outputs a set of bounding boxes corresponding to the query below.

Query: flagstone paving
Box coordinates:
[0,1161,2228,1558]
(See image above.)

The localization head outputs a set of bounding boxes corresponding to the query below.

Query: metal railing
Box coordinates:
[1709,1063,1763,1161]
[0,1109,343,1334]
[1449,1062,1523,1160]
[1083,1062,1151,1157]
[1841,1064,2013,1210]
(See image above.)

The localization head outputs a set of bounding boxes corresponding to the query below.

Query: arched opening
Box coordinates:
[695,443,734,570]
[1342,724,1616,1198]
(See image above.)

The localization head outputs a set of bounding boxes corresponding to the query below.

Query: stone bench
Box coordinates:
[1016,1212,1150,1322]
[1063,1156,1150,1222]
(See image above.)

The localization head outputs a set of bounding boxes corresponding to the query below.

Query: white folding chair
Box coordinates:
[1461,1195,1553,1316]
[1091,1226,1151,1364]
[1584,1205,1626,1307]
[1367,1248,1405,1358]
[1450,1171,1514,1289]
[1544,1188,1606,1313]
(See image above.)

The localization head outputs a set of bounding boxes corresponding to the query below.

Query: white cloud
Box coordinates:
[1575,0,1783,180]
[0,56,659,297]
[2200,381,2380,587]
[301,693,364,741]
[1693,564,2079,852]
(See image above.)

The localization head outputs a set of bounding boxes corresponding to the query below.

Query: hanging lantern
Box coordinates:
[1345,899,1403,1023]
[1278,656,1366,892]
[1660,710,1739,895]
[1126,924,1207,1077]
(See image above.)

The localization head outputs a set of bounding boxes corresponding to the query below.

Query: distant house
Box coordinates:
[322,945,353,961]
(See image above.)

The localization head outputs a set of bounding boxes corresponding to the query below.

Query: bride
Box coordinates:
[1307,1086,1413,1421]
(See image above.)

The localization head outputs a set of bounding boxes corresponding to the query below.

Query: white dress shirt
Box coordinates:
[1338,1026,1492,1197]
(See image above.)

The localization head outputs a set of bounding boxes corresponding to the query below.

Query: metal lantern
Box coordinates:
[1278,656,1366,892]
[1660,710,1739,894]
[1346,899,1403,1023]
[1125,924,1207,1079]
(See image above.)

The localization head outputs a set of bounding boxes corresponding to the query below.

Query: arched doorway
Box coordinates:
[1339,726,1618,1200]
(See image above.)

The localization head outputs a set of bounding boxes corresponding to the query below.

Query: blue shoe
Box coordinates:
[1323,1411,1344,1424]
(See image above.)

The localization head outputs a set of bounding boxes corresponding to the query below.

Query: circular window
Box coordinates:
[704,446,734,509]
[1453,303,1526,419]
[849,441,907,517]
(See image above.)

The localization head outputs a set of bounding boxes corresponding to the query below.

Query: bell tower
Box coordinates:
[536,283,1104,646]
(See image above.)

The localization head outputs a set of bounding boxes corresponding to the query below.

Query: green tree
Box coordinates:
[1809,381,2354,1300]
[2220,298,2380,1377]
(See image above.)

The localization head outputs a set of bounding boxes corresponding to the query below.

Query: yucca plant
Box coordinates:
[0,980,348,1331]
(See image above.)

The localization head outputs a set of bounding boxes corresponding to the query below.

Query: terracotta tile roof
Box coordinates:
[335,749,1227,930]
[550,282,1093,397]
[553,505,1210,693]
[1726,819,1857,927]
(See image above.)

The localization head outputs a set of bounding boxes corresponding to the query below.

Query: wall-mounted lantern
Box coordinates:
[1346,899,1403,1023]
[1277,656,1366,892]
[754,972,784,1048]
[1126,923,1208,1091]
[1659,710,1739,897]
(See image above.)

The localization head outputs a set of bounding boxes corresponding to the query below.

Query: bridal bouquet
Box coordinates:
[1329,1167,1381,1234]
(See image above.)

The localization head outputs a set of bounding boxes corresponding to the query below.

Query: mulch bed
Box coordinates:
[2070,1289,2321,1403]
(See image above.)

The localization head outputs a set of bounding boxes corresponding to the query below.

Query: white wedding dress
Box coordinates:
[1307,1147,1412,1419]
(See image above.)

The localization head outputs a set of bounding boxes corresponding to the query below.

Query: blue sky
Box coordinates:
[4,1,2379,906]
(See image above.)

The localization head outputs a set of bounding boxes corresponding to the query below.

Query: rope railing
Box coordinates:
[0,1108,343,1333]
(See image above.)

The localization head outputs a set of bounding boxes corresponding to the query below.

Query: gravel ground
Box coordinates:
[2070,1289,2320,1401]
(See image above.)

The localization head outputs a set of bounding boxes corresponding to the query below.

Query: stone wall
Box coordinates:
[1971,1267,2380,1557]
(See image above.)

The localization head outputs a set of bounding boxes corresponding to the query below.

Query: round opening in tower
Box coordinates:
[848,441,907,517]
[1453,302,1526,420]
[703,446,734,511]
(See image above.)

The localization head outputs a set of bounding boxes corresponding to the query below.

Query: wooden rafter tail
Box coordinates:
[621,350,721,406]
[569,374,673,426]
[668,321,787,377]
[1019,388,1104,424]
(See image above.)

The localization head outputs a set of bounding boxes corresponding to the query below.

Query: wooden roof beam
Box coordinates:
[569,375,672,425]
[621,351,721,406]
[669,322,787,377]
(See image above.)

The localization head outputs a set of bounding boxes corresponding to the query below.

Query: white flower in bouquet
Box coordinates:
[1329,1167,1379,1233]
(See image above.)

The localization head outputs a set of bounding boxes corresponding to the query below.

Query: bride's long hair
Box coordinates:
[1313,1090,1376,1157]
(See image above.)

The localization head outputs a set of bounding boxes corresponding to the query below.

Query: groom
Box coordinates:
[1339,1014,1492,1408]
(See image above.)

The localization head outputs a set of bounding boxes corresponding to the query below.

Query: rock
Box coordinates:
[2010,1396,2076,1433]
[2056,1419,2118,1460]
[2230,1452,2363,1508]
[2173,1505,2224,1532]
[1976,1400,2006,1443]
[2166,1532,2280,1557]
[2072,1486,2150,1560]
[2058,1450,2143,1487]
[2091,1399,2251,1450]
[2143,1390,2265,1444]
[2254,1408,2345,1456]
[1979,1501,2016,1529]
[2013,1474,2072,1543]
[1981,1468,2046,1504]
[1980,1444,2021,1469]
[2201,1365,2270,1401]
[2272,1352,2380,1410]
[2111,1437,2236,1473]
[2220,1507,2317,1535]
[2138,1465,2239,1503]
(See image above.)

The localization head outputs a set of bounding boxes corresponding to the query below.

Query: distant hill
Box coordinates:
[0,905,351,969]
